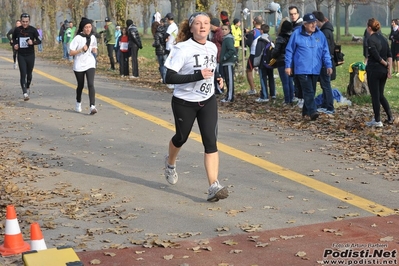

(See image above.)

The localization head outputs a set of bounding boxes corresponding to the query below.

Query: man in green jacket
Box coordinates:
[104,17,116,70]
[65,21,76,61]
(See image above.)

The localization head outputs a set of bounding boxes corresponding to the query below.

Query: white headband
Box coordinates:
[188,12,209,27]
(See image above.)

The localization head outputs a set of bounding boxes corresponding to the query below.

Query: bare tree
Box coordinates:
[325,0,335,22]
[315,0,325,11]
[335,0,341,42]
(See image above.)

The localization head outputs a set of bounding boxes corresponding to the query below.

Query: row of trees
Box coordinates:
[1,0,398,45]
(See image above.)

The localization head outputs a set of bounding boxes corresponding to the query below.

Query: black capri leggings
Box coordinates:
[17,53,35,94]
[171,95,218,154]
[74,68,96,106]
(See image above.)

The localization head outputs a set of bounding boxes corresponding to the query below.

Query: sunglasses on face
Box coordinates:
[21,13,30,18]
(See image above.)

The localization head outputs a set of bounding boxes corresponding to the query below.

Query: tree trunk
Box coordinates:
[344,4,350,36]
[142,3,149,35]
[335,0,340,42]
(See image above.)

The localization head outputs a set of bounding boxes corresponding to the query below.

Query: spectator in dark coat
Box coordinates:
[153,18,167,83]
[271,19,294,104]
[126,19,142,78]
[313,11,335,115]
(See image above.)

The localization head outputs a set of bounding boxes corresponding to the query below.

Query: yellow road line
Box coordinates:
[2,55,395,216]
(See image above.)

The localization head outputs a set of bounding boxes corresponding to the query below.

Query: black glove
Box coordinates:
[139,45,143,49]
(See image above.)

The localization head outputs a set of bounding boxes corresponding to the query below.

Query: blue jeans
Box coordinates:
[296,74,318,116]
[259,67,275,99]
[157,54,167,83]
[318,66,334,111]
[63,42,68,59]
[278,66,294,103]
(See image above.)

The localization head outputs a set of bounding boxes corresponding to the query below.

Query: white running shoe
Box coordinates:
[297,99,304,108]
[207,180,228,202]
[247,89,257,95]
[164,155,178,185]
[89,105,97,115]
[366,118,383,128]
[220,99,232,103]
[75,102,82,113]
[255,98,269,103]
[23,93,29,101]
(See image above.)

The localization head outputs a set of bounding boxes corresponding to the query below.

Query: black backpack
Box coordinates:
[333,44,345,66]
[262,40,277,69]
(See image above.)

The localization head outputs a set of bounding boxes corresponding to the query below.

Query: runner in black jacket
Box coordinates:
[12,13,41,101]
[7,20,21,69]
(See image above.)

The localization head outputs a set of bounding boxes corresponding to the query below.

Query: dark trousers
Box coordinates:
[318,66,334,111]
[107,44,115,69]
[74,68,96,107]
[119,52,130,76]
[259,67,275,99]
[13,49,17,63]
[366,70,392,122]
[17,53,35,94]
[222,64,235,101]
[114,46,120,63]
[131,44,139,77]
[296,74,318,116]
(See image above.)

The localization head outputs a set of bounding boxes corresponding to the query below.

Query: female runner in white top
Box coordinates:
[69,17,98,114]
[164,12,228,202]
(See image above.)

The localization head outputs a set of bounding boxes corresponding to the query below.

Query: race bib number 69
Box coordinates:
[193,80,213,97]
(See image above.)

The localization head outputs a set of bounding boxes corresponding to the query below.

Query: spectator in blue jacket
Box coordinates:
[285,13,332,121]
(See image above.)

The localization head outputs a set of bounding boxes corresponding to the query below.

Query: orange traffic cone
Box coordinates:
[0,205,30,256]
[30,222,47,251]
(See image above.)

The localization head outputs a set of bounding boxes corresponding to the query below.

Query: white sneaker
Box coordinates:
[255,98,269,103]
[220,99,232,103]
[89,105,97,115]
[207,180,228,202]
[247,89,257,95]
[317,108,327,113]
[292,97,299,102]
[164,155,178,185]
[129,76,138,79]
[75,102,82,113]
[23,93,29,101]
[297,99,304,108]
[366,119,383,128]
[14,63,18,69]
[167,84,174,89]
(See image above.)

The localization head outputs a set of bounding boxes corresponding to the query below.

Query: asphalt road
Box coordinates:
[0,48,397,265]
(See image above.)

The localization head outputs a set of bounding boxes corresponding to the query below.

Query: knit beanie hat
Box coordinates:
[126,19,133,27]
[78,17,92,33]
[280,20,293,34]
[211,18,220,27]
